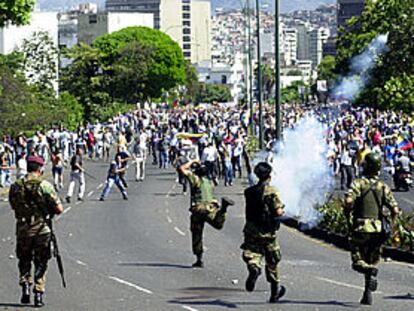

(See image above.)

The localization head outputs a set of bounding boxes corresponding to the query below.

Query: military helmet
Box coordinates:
[254,162,272,180]
[363,152,382,176]
[192,162,208,177]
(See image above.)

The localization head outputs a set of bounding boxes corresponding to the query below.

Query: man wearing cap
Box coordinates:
[180,159,234,268]
[9,156,64,307]
[241,162,286,303]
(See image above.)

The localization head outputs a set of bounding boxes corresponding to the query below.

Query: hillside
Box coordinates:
[37,0,336,13]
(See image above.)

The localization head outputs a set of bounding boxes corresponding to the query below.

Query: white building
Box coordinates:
[106,0,211,64]
[282,28,297,66]
[0,12,58,54]
[78,11,153,45]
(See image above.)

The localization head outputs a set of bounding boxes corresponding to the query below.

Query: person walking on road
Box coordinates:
[9,156,64,308]
[180,159,234,268]
[344,152,400,305]
[241,162,286,303]
[66,147,86,203]
[133,137,146,182]
[100,155,128,201]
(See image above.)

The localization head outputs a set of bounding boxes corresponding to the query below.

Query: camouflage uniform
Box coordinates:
[346,176,398,273]
[9,173,62,294]
[187,171,226,257]
[241,183,284,284]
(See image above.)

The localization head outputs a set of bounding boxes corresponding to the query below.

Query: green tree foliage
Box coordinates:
[0,0,35,27]
[184,60,200,101]
[62,26,186,120]
[317,56,337,88]
[19,31,58,93]
[255,64,275,100]
[93,26,186,99]
[336,0,414,111]
[196,83,232,103]
[281,81,306,104]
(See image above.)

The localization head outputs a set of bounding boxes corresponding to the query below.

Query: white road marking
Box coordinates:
[97,183,104,189]
[167,216,173,223]
[62,206,72,215]
[174,227,186,236]
[315,277,383,294]
[108,276,153,295]
[182,306,199,311]
[75,201,82,205]
[87,191,94,197]
[76,260,87,266]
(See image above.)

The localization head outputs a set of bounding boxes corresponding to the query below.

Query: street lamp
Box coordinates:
[275,0,282,140]
[256,0,264,149]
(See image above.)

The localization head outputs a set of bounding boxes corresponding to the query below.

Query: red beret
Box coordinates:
[27,156,45,166]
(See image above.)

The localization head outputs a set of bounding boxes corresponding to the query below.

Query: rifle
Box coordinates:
[48,220,67,288]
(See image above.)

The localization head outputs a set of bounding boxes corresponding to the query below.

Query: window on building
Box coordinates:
[89,14,97,24]
[221,75,227,84]
[183,44,191,50]
[183,20,191,27]
[183,13,190,19]
[182,5,190,11]
[183,36,191,42]
[184,51,191,58]
[183,27,191,35]
[182,0,191,3]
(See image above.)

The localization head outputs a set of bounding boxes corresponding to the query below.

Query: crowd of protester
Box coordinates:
[0,103,306,200]
[324,106,414,191]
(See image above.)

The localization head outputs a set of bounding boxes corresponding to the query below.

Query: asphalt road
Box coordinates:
[0,160,413,311]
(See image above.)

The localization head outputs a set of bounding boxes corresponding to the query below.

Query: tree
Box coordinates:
[93,26,186,100]
[255,64,275,100]
[281,81,306,104]
[0,0,35,27]
[19,31,58,93]
[317,56,337,88]
[286,69,302,76]
[336,0,414,111]
[196,83,232,103]
[184,61,200,101]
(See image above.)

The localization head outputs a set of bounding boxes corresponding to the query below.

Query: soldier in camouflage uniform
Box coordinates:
[9,156,64,308]
[344,152,400,305]
[241,162,286,303]
[180,159,234,268]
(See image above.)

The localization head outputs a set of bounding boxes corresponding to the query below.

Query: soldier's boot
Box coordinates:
[192,255,204,268]
[221,197,235,213]
[34,292,44,308]
[269,282,286,303]
[360,274,376,305]
[20,282,31,304]
[245,265,261,292]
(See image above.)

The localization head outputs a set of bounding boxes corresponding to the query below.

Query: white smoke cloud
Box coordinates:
[253,114,335,228]
[334,34,389,101]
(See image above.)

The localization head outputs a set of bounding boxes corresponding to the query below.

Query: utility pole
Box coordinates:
[247,0,254,134]
[275,0,282,140]
[256,0,263,149]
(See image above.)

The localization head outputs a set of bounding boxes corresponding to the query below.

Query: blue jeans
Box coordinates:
[101,176,127,199]
[159,150,168,169]
[224,162,233,186]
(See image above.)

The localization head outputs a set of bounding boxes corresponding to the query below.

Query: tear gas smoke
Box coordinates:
[334,34,389,101]
[253,115,335,228]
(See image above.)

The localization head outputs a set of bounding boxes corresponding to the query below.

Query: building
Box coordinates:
[308,27,329,68]
[322,36,337,57]
[296,23,310,60]
[282,28,297,66]
[105,0,211,64]
[337,0,365,29]
[0,12,58,54]
[77,11,153,45]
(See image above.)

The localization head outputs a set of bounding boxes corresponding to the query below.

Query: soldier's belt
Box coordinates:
[17,215,50,224]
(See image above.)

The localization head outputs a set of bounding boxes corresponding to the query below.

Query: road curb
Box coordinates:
[282,218,414,264]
